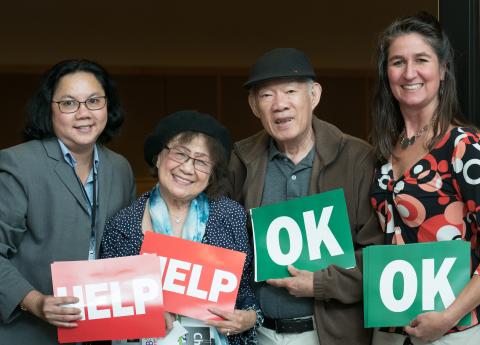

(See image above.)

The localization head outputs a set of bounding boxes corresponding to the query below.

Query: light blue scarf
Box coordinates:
[148,185,228,345]
[148,184,209,241]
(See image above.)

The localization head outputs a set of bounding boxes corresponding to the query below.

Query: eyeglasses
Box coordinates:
[52,96,107,114]
[165,146,212,174]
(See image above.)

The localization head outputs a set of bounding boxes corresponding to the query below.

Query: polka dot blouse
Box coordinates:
[101,192,262,344]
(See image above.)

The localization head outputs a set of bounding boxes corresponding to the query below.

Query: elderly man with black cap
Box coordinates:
[101,110,262,344]
[229,48,382,345]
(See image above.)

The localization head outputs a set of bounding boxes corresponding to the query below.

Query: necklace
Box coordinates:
[173,215,183,224]
[399,125,429,149]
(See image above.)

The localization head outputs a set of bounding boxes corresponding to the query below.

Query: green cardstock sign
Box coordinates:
[363,241,471,328]
[250,188,356,281]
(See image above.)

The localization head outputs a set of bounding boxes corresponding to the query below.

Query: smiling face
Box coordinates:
[156,134,211,204]
[248,79,321,150]
[387,33,445,115]
[51,72,108,155]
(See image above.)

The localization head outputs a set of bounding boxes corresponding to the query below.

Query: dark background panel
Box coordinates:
[220,75,264,143]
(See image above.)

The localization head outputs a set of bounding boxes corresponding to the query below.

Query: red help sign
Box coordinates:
[51,254,165,343]
[140,231,246,321]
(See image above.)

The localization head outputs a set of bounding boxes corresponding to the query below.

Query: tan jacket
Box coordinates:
[229,116,383,345]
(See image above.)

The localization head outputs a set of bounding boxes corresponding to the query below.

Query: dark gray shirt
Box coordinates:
[255,139,315,319]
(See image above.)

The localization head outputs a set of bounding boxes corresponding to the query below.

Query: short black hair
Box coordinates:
[23,59,124,143]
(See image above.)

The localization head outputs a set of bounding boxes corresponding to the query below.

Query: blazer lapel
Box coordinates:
[43,139,90,214]
[95,146,112,251]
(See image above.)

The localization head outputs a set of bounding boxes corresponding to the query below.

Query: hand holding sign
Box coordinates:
[164,311,175,331]
[21,290,82,328]
[206,307,257,336]
[267,266,314,297]
[51,254,165,343]
[405,311,456,342]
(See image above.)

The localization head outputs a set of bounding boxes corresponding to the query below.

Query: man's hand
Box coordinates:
[266,265,314,297]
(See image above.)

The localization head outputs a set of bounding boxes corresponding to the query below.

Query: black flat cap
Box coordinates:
[244,48,316,89]
[144,110,231,167]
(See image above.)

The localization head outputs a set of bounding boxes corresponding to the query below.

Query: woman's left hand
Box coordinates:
[205,308,257,337]
[404,311,455,342]
[164,312,176,332]
[404,275,480,342]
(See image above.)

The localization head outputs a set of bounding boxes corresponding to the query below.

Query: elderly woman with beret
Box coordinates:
[101,110,262,344]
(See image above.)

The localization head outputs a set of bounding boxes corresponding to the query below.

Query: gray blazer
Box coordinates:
[0,138,136,344]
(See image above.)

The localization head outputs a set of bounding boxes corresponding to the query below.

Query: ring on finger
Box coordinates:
[226,329,230,336]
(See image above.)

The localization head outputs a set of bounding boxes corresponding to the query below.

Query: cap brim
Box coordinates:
[243,74,316,89]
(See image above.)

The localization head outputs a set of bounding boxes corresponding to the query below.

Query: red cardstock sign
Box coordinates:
[140,231,246,321]
[51,254,165,343]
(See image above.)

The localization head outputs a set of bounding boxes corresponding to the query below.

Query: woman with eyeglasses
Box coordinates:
[0,60,136,344]
[101,110,262,344]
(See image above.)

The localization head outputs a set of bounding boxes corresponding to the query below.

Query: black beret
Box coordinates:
[144,110,232,167]
[244,48,316,89]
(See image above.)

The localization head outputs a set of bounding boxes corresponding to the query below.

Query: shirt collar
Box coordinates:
[57,139,99,173]
[267,138,283,161]
[267,137,315,167]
